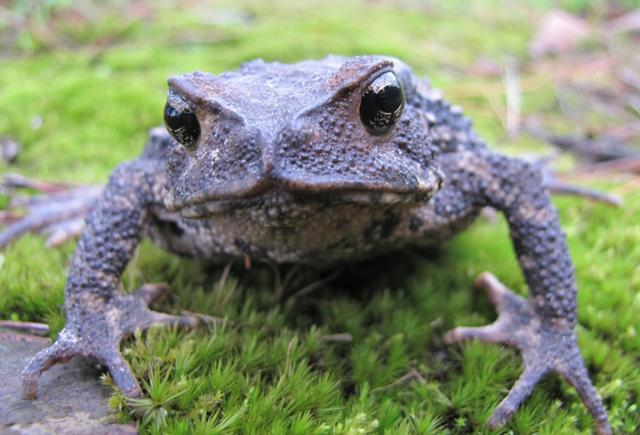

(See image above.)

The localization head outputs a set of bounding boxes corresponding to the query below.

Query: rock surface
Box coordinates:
[0,332,137,435]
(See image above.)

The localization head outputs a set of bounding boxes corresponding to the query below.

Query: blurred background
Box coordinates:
[0,1,638,434]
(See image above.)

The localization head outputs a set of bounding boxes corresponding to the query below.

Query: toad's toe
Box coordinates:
[444,273,611,435]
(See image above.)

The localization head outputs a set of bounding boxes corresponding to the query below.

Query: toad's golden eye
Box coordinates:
[359,71,405,135]
[164,103,200,150]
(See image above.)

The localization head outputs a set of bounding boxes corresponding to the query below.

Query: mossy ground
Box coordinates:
[1,1,638,433]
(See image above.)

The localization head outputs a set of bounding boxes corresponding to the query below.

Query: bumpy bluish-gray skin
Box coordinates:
[5,56,610,434]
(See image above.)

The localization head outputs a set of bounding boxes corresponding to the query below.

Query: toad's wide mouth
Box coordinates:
[167,187,434,220]
[165,166,444,220]
[165,164,444,218]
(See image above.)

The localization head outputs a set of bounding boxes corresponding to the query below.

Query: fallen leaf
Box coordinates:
[605,8,640,34]
[530,9,592,58]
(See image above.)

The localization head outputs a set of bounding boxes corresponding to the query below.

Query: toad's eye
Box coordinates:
[164,103,200,149]
[359,71,405,135]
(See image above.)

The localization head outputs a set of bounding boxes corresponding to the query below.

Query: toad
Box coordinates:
[0,55,611,434]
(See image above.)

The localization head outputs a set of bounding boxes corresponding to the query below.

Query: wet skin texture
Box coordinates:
[3,56,611,434]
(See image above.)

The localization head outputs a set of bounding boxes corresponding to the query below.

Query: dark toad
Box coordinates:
[0,55,611,434]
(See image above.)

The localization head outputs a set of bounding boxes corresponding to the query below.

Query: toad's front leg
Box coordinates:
[22,161,201,399]
[438,151,611,435]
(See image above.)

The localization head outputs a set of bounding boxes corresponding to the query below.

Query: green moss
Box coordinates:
[1,1,638,433]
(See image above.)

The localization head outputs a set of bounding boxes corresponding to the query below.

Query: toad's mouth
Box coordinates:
[164,167,444,221]
[166,187,433,222]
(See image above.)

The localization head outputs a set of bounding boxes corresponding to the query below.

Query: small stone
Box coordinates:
[0,138,21,164]
[30,116,42,130]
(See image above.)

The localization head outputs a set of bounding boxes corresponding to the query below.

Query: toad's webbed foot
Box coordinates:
[22,283,202,399]
[444,273,611,435]
[0,175,101,248]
